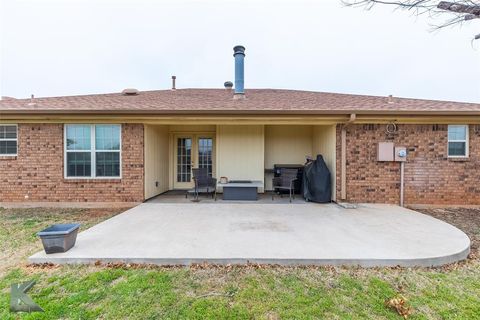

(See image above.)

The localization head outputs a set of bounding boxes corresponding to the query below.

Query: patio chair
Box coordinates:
[272,168,298,203]
[186,168,217,200]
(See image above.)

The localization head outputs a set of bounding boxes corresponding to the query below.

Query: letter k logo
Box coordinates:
[10,280,44,312]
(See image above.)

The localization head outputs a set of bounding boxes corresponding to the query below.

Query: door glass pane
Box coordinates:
[198,138,213,177]
[177,138,192,182]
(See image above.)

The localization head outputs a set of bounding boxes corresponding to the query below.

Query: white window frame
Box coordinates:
[447,124,469,158]
[0,124,18,156]
[64,124,122,179]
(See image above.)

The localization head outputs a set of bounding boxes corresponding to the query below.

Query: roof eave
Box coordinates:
[1,109,480,116]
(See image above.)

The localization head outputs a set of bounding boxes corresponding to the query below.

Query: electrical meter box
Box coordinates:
[395,146,407,162]
[377,142,394,162]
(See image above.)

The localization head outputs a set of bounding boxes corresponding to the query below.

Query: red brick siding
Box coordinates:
[0,124,144,202]
[336,124,480,205]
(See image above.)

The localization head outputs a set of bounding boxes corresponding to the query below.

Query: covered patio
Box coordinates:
[143,123,337,202]
[29,202,470,267]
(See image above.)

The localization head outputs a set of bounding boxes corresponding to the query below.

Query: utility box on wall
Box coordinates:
[377,142,394,162]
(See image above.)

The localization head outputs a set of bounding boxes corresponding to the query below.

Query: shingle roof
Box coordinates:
[1,88,479,115]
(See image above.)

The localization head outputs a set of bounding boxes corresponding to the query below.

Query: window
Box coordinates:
[65,124,121,178]
[448,125,468,157]
[0,125,18,156]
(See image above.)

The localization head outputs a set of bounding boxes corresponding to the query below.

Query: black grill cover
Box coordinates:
[302,155,331,203]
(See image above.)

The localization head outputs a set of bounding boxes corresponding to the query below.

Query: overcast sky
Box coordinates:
[1,0,479,102]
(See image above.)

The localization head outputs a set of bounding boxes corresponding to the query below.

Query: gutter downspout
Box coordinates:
[341,113,356,201]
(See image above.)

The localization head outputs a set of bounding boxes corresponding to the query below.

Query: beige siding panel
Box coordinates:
[264,125,313,190]
[312,125,337,201]
[169,125,216,133]
[144,125,170,199]
[216,125,265,192]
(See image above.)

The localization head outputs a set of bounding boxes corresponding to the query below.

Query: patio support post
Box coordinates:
[341,114,356,201]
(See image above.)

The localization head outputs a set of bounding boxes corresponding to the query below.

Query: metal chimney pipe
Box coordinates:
[233,45,245,95]
[171,75,176,90]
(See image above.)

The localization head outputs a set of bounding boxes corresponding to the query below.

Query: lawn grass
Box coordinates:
[0,207,126,276]
[1,206,480,319]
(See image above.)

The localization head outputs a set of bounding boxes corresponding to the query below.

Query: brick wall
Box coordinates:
[0,123,144,202]
[336,124,480,205]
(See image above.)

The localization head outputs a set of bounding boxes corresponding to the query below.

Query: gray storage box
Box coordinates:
[223,185,258,200]
[37,223,80,254]
[218,180,263,201]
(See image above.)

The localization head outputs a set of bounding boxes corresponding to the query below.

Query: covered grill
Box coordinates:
[302,155,331,203]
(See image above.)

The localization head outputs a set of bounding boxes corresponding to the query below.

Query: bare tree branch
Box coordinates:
[343,0,480,39]
[437,1,480,15]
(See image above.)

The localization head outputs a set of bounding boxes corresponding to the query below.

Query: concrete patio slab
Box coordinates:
[29,203,470,267]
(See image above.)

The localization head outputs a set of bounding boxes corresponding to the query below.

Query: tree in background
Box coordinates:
[344,1,480,39]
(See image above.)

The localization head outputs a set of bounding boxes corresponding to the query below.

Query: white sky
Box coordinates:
[1,0,479,102]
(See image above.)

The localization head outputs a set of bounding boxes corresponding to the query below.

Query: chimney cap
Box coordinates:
[233,45,245,56]
[122,88,139,96]
[224,81,233,89]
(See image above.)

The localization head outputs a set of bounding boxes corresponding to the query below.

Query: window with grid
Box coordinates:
[65,124,121,178]
[448,125,468,157]
[0,125,18,156]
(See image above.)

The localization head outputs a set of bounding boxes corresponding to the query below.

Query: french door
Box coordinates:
[173,134,215,189]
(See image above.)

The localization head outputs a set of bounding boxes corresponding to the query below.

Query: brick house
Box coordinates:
[1,46,480,205]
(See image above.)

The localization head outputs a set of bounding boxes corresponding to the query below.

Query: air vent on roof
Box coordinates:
[27,94,36,106]
[387,94,394,104]
[224,81,233,90]
[122,88,139,96]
